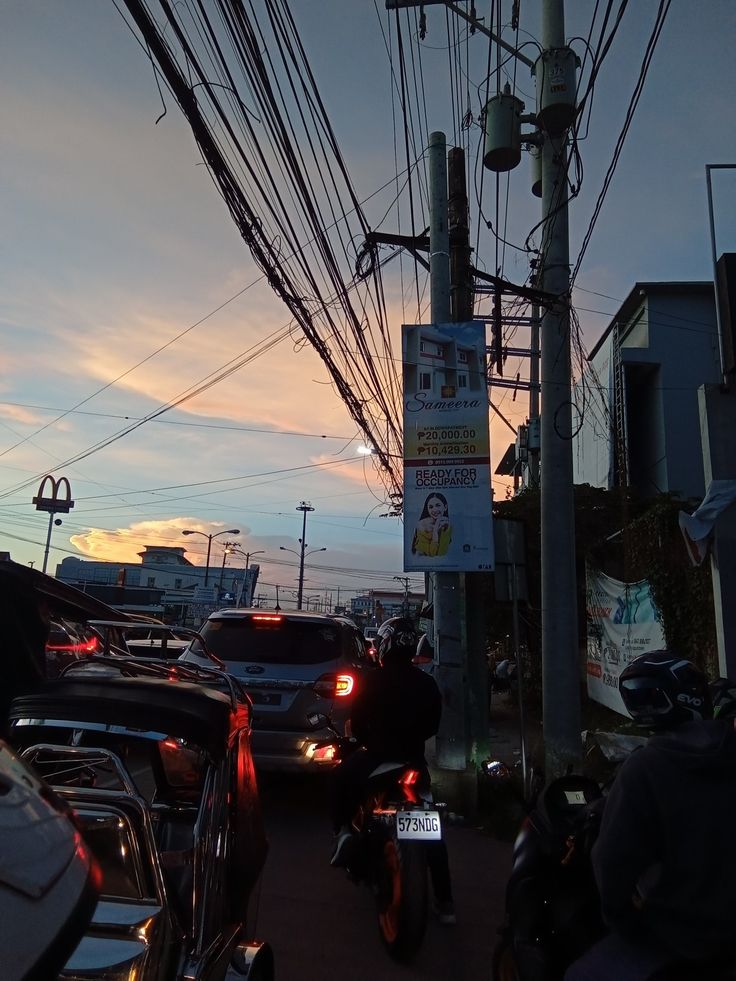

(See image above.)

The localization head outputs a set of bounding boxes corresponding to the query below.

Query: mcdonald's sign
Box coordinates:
[32,475,75,514]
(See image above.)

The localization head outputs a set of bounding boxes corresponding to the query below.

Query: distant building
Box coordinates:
[351,589,426,623]
[56,545,259,623]
[573,281,719,498]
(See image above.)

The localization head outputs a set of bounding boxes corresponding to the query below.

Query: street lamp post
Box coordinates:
[218,540,241,594]
[231,548,265,606]
[181,528,240,586]
[280,542,327,610]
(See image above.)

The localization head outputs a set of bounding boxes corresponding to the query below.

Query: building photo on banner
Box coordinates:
[402,321,493,572]
[585,563,666,716]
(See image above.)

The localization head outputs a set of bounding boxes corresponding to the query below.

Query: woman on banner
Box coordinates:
[412,493,452,557]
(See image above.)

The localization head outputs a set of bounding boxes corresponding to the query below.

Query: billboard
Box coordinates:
[585,564,666,715]
[402,321,493,572]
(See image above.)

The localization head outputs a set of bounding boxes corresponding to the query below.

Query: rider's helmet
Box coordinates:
[376,617,418,666]
[619,650,712,729]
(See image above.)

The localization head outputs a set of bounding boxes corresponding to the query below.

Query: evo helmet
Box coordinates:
[619,650,712,729]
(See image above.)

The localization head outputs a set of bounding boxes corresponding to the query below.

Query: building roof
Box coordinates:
[587,281,715,362]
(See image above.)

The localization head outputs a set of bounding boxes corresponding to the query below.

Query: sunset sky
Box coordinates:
[1,1,735,608]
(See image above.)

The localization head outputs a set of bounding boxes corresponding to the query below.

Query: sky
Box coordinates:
[1,1,735,609]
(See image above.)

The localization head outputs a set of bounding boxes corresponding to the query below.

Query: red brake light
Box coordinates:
[252,614,282,623]
[314,673,355,699]
[312,744,337,763]
[82,636,99,653]
[335,674,354,697]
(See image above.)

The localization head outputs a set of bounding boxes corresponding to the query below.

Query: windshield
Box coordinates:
[193,617,341,665]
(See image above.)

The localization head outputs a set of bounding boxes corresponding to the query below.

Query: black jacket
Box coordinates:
[593,719,736,960]
[349,661,442,761]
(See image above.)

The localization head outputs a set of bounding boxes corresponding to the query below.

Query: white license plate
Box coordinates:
[396,810,442,840]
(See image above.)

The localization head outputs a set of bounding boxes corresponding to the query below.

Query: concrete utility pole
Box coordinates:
[538,0,582,774]
[429,132,469,772]
[296,501,314,610]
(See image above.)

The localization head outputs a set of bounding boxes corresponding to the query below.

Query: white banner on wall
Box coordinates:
[402,321,493,572]
[585,564,666,716]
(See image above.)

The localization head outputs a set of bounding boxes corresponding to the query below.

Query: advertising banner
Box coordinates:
[585,564,666,715]
[402,321,493,572]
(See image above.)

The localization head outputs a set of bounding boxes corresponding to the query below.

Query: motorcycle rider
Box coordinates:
[329,616,455,923]
[565,650,736,981]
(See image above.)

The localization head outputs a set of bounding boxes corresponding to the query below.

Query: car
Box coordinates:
[180,608,374,771]
[9,656,273,980]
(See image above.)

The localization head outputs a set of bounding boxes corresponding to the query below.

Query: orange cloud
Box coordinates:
[69,517,251,565]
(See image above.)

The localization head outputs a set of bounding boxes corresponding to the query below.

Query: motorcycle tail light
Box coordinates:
[400,768,420,787]
[82,636,99,654]
[311,744,337,763]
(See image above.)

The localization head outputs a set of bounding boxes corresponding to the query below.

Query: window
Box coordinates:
[195,617,342,665]
[458,350,468,363]
[419,372,431,390]
[174,578,183,589]
[147,577,156,587]
[420,340,442,357]
[458,374,468,388]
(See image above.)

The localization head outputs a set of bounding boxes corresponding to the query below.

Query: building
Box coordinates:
[571,281,720,498]
[56,546,259,623]
[403,324,484,398]
[351,589,426,624]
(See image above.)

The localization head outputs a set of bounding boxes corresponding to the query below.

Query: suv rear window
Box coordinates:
[194,617,342,664]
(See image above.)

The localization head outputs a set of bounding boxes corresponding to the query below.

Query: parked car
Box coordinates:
[180,608,374,771]
[9,655,273,980]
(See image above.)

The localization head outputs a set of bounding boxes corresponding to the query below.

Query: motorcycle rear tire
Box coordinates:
[375,837,428,962]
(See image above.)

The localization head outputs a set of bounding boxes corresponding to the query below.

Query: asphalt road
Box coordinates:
[252,771,512,981]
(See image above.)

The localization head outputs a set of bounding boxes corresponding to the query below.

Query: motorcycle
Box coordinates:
[492,773,605,981]
[308,713,444,962]
[493,770,736,981]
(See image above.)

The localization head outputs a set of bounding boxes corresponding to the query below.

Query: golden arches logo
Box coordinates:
[32,475,75,513]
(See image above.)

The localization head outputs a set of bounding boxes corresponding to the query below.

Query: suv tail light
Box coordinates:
[313,673,355,699]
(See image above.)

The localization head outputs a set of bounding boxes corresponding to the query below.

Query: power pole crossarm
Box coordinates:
[385,1,535,68]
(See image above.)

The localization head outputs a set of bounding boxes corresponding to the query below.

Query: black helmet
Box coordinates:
[619,650,712,729]
[376,617,418,665]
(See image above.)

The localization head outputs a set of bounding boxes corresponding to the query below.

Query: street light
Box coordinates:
[231,548,266,606]
[280,543,327,610]
[181,528,240,586]
[218,540,241,594]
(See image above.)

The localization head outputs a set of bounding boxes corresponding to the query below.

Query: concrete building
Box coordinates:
[573,281,720,498]
[351,589,426,624]
[56,545,259,623]
[403,324,484,398]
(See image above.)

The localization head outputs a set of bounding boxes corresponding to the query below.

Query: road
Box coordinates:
[252,771,512,981]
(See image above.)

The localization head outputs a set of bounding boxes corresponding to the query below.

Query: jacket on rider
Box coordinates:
[349,660,441,761]
[593,718,736,961]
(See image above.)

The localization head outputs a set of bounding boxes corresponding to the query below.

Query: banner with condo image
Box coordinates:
[402,321,493,572]
[586,564,666,715]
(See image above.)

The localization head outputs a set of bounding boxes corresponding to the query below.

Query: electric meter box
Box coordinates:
[483,91,525,172]
[534,47,578,134]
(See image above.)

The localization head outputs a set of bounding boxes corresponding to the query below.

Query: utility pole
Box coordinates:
[449,145,490,767]
[296,501,314,610]
[429,132,468,772]
[538,0,581,774]
[393,575,411,615]
[429,132,466,770]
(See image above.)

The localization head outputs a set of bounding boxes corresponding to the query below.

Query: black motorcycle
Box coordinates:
[492,773,605,981]
[493,770,736,981]
[309,713,444,962]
